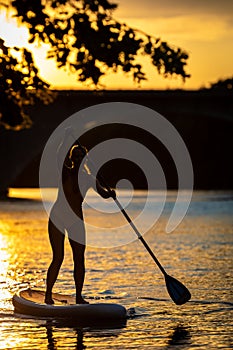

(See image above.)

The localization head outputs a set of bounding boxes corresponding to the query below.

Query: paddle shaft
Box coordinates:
[114,198,167,276]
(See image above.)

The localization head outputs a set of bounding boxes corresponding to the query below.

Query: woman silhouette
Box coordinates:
[45,133,116,304]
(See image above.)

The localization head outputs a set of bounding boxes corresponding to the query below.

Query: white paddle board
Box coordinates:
[12,289,127,321]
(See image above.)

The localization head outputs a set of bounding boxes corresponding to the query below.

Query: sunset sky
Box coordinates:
[0,0,232,89]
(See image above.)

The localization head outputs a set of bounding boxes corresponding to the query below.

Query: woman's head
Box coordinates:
[69,145,88,166]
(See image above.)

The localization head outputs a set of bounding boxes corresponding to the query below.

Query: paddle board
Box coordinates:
[12,289,127,321]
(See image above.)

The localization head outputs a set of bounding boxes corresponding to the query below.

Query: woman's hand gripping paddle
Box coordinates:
[73,136,191,305]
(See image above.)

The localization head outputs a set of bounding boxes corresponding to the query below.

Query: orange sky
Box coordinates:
[0,0,232,90]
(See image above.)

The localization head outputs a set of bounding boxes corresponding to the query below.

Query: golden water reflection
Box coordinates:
[0,189,232,349]
[0,232,12,310]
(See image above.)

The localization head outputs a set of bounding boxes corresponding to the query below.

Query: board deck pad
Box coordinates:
[21,289,76,305]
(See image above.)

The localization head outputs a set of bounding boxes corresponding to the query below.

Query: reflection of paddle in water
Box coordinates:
[166,325,191,348]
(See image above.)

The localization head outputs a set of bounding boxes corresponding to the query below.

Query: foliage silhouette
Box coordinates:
[0,38,54,130]
[208,77,233,91]
[0,0,190,129]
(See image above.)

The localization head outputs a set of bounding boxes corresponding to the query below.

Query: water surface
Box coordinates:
[0,189,232,349]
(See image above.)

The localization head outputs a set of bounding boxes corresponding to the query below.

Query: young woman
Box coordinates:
[45,139,116,304]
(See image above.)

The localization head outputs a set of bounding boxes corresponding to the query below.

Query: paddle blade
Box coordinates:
[165,274,191,305]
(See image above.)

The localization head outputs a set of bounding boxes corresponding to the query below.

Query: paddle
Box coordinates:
[73,137,191,305]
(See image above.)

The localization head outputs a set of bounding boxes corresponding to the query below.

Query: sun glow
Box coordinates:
[0,12,29,47]
[0,11,54,83]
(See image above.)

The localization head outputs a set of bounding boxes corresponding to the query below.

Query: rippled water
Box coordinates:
[0,189,232,349]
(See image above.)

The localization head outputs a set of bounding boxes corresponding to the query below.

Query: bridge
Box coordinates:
[0,90,232,197]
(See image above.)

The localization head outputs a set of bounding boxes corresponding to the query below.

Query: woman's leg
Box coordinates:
[45,218,65,304]
[67,222,88,304]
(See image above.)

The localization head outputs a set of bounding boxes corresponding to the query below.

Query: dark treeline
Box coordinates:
[1,89,231,192]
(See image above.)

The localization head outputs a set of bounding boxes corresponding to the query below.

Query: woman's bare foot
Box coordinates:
[76,296,89,304]
[45,292,54,305]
